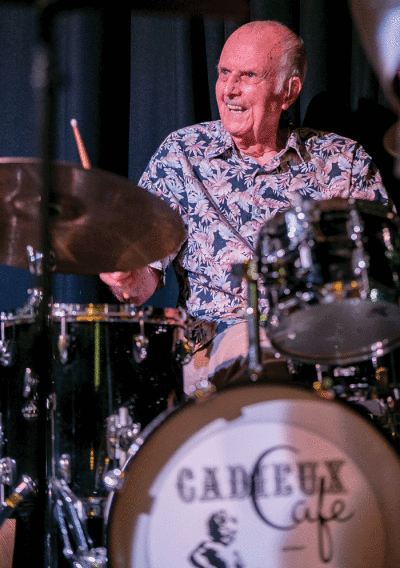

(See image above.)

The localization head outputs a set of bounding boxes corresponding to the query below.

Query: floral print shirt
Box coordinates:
[138,119,388,349]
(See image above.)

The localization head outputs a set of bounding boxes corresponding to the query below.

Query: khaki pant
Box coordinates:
[183,322,291,395]
[0,519,16,568]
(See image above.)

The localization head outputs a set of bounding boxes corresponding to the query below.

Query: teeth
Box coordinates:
[226,104,246,113]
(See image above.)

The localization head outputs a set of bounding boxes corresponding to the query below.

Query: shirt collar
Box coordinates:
[204,121,233,159]
[205,118,311,167]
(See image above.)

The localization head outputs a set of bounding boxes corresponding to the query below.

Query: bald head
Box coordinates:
[216,20,306,153]
[221,21,307,93]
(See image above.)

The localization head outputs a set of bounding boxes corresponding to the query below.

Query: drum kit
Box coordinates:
[1,3,400,567]
[0,153,400,567]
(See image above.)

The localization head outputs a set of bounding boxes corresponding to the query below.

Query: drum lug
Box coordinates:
[21,398,39,421]
[298,242,313,272]
[351,247,369,296]
[103,468,125,492]
[57,313,70,364]
[23,367,39,398]
[0,340,14,367]
[21,367,40,421]
[348,207,370,297]
[133,333,149,362]
[0,457,16,487]
[132,314,149,362]
[58,453,72,485]
[57,334,70,365]
[106,408,141,465]
[175,337,194,365]
[0,314,15,367]
[347,206,364,241]
[172,321,193,364]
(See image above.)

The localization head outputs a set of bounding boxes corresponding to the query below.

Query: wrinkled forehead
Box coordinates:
[219,28,282,71]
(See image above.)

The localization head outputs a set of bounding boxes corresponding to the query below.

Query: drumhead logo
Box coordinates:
[143,416,385,567]
[188,510,245,568]
[177,446,354,564]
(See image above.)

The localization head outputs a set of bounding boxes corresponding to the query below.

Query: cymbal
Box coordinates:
[0,158,187,274]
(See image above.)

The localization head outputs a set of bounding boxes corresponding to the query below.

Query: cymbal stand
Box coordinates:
[31,2,63,566]
[232,261,263,381]
[244,260,263,381]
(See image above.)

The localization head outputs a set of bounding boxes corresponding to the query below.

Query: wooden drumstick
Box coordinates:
[70,118,91,169]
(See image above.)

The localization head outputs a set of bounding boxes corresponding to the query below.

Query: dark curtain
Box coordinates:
[0,0,396,314]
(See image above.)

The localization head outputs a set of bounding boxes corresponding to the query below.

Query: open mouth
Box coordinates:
[226,103,248,114]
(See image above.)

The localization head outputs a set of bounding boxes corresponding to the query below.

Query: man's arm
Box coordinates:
[100,266,162,305]
[100,130,187,306]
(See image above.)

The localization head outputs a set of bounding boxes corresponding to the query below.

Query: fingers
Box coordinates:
[99,267,160,305]
[99,272,128,287]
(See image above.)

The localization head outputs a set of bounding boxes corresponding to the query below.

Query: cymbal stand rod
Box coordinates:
[33,2,61,566]
[245,260,263,381]
[232,261,263,381]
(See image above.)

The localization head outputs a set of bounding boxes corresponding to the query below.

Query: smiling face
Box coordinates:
[216,25,294,149]
[209,511,238,545]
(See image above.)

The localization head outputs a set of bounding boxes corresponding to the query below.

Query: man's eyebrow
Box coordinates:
[216,64,261,74]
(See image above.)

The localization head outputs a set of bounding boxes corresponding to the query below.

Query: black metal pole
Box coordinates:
[32,2,60,565]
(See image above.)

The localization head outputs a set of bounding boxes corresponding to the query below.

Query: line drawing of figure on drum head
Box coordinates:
[189,509,245,568]
[100,20,395,397]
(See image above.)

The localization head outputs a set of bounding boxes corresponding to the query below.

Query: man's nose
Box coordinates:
[224,74,241,96]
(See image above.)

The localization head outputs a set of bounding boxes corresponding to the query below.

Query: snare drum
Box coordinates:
[257,198,400,365]
[106,382,400,567]
[0,304,188,504]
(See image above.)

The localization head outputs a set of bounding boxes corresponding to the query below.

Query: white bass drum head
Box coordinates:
[107,383,400,568]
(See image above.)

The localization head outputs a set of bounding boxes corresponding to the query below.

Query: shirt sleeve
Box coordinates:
[349,143,390,206]
[138,134,189,280]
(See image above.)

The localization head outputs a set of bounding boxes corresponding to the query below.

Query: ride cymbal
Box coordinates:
[0,158,186,274]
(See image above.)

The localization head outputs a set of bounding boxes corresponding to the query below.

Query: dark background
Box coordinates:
[0,0,397,314]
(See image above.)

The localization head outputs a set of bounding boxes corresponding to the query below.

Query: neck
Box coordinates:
[237,144,279,165]
[234,126,288,166]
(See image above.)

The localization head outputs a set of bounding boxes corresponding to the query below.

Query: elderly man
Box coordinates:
[101,20,388,393]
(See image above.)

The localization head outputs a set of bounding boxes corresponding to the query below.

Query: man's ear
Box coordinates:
[282,76,302,110]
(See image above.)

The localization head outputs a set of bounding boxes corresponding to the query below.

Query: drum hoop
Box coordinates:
[114,381,400,475]
[2,304,187,327]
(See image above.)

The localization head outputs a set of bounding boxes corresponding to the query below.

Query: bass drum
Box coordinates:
[106,382,400,568]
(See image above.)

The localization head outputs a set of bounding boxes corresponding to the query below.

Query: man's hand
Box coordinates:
[100,266,161,305]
